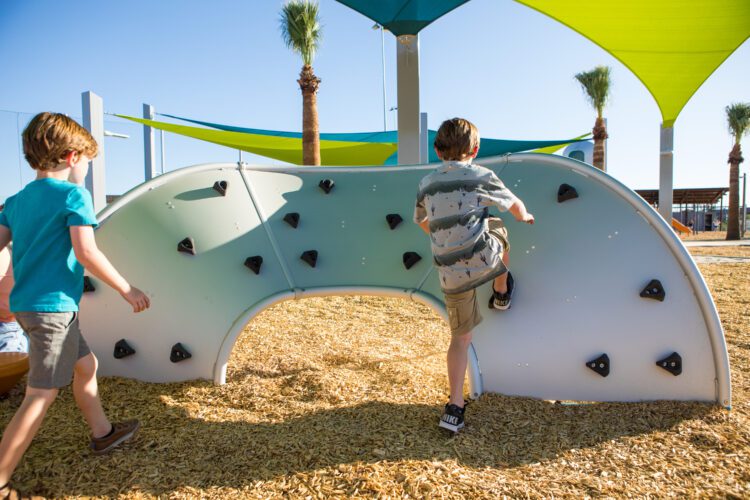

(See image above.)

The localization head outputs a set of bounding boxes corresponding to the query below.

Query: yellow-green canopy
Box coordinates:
[517,0,750,127]
[118,115,399,166]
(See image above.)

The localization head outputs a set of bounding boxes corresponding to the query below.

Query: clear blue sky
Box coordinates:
[1,0,748,203]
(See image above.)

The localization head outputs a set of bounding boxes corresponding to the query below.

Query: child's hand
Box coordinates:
[520,213,535,225]
[120,286,151,313]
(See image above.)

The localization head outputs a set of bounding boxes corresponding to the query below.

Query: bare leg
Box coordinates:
[493,250,511,294]
[72,353,111,438]
[0,387,58,485]
[447,331,472,407]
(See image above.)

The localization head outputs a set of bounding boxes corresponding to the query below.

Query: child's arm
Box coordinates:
[70,225,151,313]
[0,225,9,253]
[509,199,535,225]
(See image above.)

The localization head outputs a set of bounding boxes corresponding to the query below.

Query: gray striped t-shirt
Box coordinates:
[413,160,518,294]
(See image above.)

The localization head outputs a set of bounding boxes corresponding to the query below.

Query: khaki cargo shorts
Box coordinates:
[443,218,510,337]
[15,311,91,389]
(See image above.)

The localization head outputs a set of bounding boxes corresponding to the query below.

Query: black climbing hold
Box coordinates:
[113,339,136,359]
[301,250,318,268]
[178,237,196,256]
[244,256,263,275]
[319,179,335,194]
[403,252,422,270]
[586,353,610,377]
[557,184,578,203]
[386,214,403,230]
[213,180,228,196]
[284,212,300,228]
[83,276,96,293]
[656,352,682,376]
[640,279,665,302]
[170,343,192,363]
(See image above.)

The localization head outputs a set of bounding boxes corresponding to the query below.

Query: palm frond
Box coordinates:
[726,102,750,144]
[280,0,322,66]
[574,66,611,118]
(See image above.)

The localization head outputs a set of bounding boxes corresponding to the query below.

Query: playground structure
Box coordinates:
[79,153,730,407]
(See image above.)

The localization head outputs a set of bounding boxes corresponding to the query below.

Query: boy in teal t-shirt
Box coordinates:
[0,113,151,498]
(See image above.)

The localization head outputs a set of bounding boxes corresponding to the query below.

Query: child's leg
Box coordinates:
[72,353,111,438]
[492,250,511,294]
[447,331,472,407]
[0,387,58,485]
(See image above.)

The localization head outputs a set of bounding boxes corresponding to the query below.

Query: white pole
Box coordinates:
[143,104,156,180]
[82,91,106,213]
[396,34,420,165]
[742,172,747,237]
[658,124,674,223]
[160,129,166,174]
[381,26,387,131]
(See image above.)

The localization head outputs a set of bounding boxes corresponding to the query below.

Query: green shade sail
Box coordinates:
[517,0,750,127]
[335,0,469,36]
[121,114,587,166]
[118,115,398,166]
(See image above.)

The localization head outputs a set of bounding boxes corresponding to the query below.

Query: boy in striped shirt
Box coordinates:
[414,118,535,433]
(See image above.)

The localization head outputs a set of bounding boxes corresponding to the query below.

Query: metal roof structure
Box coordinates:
[636,188,729,207]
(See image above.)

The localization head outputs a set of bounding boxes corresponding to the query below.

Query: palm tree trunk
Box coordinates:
[727,143,743,240]
[592,116,608,170]
[298,64,321,166]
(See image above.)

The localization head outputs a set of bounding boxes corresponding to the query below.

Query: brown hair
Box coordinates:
[22,112,98,171]
[433,118,480,161]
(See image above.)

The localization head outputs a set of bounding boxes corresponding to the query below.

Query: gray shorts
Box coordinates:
[14,311,91,389]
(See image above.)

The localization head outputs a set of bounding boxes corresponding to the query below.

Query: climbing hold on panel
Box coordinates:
[284,212,300,228]
[170,343,192,363]
[586,353,610,377]
[319,179,335,194]
[113,339,136,359]
[403,252,422,270]
[557,184,578,203]
[83,276,96,293]
[213,180,228,196]
[178,237,196,256]
[244,256,263,275]
[640,279,665,302]
[656,352,682,376]
[386,214,403,230]
[301,250,318,268]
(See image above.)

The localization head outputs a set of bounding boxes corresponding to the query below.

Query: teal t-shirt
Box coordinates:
[0,178,98,312]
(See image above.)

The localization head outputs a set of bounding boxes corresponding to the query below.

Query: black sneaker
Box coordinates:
[439,403,465,433]
[489,272,514,310]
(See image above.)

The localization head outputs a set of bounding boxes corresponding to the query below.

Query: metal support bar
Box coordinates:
[81,91,106,213]
[419,112,428,164]
[658,124,674,223]
[396,34,420,165]
[742,173,747,236]
[143,104,156,181]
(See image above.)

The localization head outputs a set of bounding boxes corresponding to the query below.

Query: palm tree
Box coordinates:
[575,66,611,171]
[280,0,322,166]
[725,103,750,240]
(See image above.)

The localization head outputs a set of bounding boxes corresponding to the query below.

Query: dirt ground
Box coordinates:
[1,247,748,498]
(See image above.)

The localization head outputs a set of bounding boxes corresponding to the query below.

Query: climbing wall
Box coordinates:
[79,155,731,407]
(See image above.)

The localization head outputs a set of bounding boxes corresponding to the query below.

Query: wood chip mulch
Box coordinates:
[1,249,749,498]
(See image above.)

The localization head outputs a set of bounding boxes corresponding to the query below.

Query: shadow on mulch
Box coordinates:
[18,389,713,498]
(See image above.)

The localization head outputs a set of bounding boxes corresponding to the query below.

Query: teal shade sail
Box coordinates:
[335,0,470,36]
[160,113,588,164]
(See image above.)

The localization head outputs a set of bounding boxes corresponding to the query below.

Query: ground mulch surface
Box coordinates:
[2,251,749,498]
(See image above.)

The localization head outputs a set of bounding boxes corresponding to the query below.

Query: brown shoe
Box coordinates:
[90,420,140,455]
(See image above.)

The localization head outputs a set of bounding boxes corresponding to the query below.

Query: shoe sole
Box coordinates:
[91,422,140,455]
[438,419,465,433]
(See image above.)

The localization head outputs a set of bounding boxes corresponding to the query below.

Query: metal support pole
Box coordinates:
[396,34,420,165]
[160,130,166,174]
[603,117,608,173]
[380,26,387,132]
[81,91,106,213]
[143,104,156,181]
[720,195,724,231]
[658,124,674,223]
[419,112,428,164]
